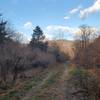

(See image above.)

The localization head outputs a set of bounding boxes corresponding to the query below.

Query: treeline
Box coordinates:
[0,15,68,88]
[74,25,100,69]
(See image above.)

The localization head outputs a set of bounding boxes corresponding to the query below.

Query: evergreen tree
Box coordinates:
[30,26,48,51]
[0,15,7,44]
[0,15,13,44]
[30,26,45,43]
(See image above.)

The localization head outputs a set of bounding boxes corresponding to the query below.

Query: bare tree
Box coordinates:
[74,25,97,68]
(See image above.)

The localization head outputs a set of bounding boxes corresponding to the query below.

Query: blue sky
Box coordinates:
[0,0,100,41]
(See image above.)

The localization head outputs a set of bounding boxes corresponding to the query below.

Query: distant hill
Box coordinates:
[48,40,74,59]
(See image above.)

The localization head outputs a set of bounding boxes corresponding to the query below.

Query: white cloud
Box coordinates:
[45,25,79,34]
[44,25,100,40]
[44,25,79,40]
[23,22,33,30]
[80,0,100,19]
[17,21,33,43]
[70,6,81,14]
[64,6,81,20]
[64,16,70,20]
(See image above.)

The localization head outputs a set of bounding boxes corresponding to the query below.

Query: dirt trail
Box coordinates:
[55,62,69,100]
[22,71,54,100]
[22,62,69,100]
[62,62,69,79]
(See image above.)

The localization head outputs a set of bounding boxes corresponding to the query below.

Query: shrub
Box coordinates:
[66,68,100,100]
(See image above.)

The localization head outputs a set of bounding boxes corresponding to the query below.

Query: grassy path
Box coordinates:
[22,71,54,100]
[22,62,69,100]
